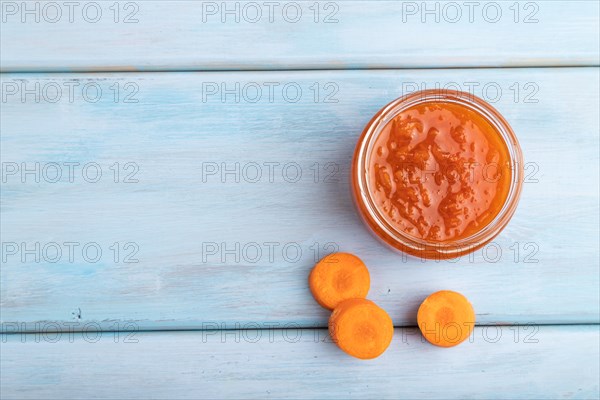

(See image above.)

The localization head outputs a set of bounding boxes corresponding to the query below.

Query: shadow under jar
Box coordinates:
[352,90,524,260]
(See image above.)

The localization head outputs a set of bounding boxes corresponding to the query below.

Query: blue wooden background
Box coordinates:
[1,1,599,399]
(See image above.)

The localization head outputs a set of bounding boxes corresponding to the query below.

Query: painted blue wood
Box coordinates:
[1,325,598,399]
[1,2,598,398]
[1,68,598,332]
[1,1,598,72]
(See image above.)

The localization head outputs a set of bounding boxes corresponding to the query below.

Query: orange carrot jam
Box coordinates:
[368,101,511,242]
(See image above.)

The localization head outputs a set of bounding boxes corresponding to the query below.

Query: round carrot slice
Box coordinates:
[309,252,370,310]
[417,290,475,347]
[329,298,394,359]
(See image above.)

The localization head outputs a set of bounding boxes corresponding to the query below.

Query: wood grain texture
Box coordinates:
[1,0,599,72]
[1,325,599,399]
[1,68,598,331]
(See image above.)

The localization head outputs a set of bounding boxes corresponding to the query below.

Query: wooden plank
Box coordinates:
[1,1,598,72]
[1,325,598,399]
[1,67,599,331]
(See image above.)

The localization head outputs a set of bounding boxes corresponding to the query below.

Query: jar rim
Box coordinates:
[352,89,524,258]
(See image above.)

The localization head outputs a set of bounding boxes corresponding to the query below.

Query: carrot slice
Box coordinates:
[417,290,475,347]
[329,298,394,359]
[309,252,370,310]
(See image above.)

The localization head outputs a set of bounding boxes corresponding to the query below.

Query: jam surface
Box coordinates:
[368,101,511,242]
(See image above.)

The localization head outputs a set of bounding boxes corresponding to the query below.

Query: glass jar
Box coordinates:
[351,90,523,259]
